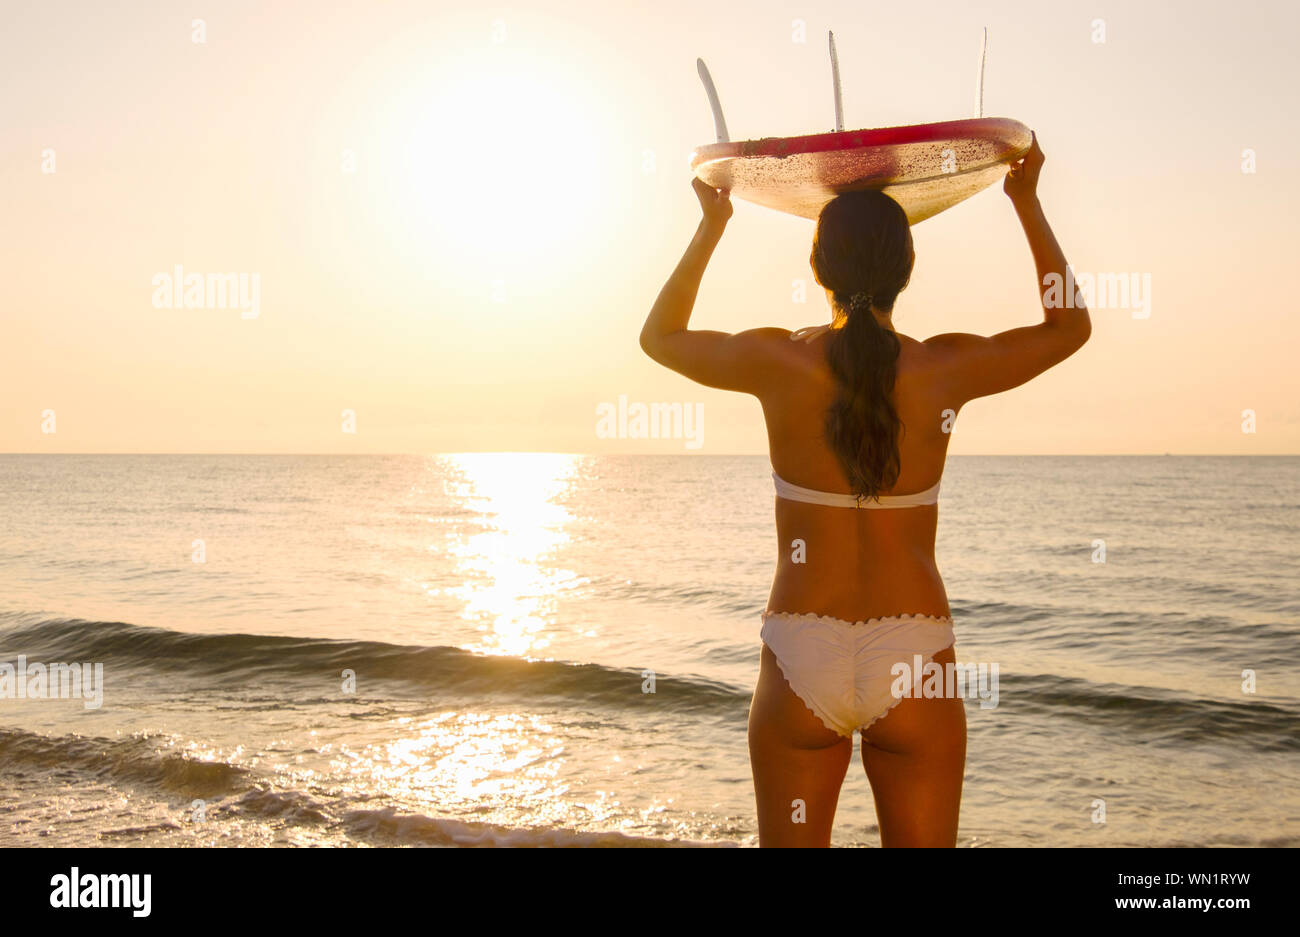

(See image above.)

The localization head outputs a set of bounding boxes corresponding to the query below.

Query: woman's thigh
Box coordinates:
[859,644,967,847]
[747,643,853,847]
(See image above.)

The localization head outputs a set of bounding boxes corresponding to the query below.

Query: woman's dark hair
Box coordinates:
[810,189,915,501]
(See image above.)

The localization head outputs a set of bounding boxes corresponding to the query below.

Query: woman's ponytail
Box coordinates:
[809,190,914,501]
[824,291,902,501]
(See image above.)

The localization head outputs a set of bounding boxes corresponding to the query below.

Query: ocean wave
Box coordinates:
[1004,673,1300,751]
[2,615,1295,749]
[0,726,725,847]
[954,599,1300,645]
[0,614,742,712]
[0,727,249,799]
[223,787,733,847]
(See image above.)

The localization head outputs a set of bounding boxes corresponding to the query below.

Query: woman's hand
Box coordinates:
[692,176,733,229]
[1004,132,1044,206]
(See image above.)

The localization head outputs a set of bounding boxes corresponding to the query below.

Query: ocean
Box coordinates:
[1,454,1297,847]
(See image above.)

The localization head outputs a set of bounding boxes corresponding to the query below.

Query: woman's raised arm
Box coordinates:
[640,179,788,394]
[926,134,1092,403]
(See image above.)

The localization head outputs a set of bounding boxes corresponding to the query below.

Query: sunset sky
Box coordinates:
[3,0,1297,454]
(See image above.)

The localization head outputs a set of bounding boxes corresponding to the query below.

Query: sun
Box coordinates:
[380,47,611,288]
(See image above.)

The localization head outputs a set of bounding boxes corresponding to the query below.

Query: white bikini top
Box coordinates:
[773,472,941,508]
[776,323,941,509]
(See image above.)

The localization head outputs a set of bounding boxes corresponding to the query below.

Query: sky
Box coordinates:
[2,0,1298,454]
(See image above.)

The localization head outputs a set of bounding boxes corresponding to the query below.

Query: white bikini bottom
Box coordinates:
[759,611,956,737]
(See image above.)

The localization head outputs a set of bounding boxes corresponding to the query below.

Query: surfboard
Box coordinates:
[690,30,1032,223]
[689,118,1032,223]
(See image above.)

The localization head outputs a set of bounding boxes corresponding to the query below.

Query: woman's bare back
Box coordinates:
[760,326,956,621]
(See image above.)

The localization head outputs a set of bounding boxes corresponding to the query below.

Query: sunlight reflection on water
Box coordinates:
[435,453,581,657]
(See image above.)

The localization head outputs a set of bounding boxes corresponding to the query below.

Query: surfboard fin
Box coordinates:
[974,27,988,118]
[695,59,730,143]
[829,31,844,133]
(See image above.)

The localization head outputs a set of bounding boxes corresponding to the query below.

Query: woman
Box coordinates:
[640,135,1090,847]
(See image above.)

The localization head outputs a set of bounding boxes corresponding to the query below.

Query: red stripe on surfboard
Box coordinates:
[689,117,1030,167]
